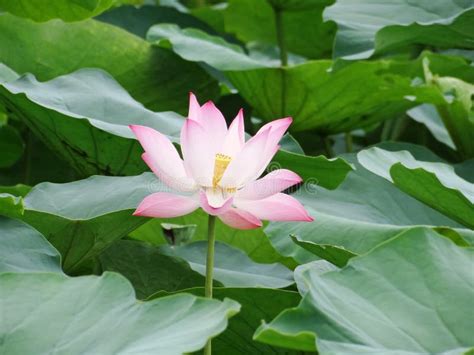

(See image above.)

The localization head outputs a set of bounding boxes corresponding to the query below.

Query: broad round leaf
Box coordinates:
[99,239,206,299]
[148,24,269,70]
[161,241,294,288]
[0,173,165,272]
[266,144,474,265]
[98,5,217,39]
[255,228,474,353]
[152,287,302,355]
[0,0,139,22]
[0,125,24,168]
[358,147,474,229]
[0,67,182,176]
[407,104,456,150]
[0,272,240,354]
[130,209,295,267]
[324,0,474,59]
[0,13,218,112]
[0,217,61,273]
[224,0,335,59]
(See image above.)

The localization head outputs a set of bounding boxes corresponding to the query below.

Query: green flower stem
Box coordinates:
[345,132,353,153]
[204,214,217,355]
[274,7,288,67]
[322,136,334,158]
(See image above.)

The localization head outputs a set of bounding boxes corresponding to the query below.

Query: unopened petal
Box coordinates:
[133,192,199,218]
[219,208,262,230]
[235,193,313,222]
[130,125,196,192]
[237,169,302,200]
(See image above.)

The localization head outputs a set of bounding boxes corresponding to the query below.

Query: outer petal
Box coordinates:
[235,193,313,222]
[130,125,196,192]
[255,117,292,178]
[188,92,202,122]
[221,109,245,158]
[218,208,262,230]
[181,119,215,186]
[133,192,199,218]
[257,117,292,147]
[237,169,302,200]
[219,127,271,188]
[199,190,233,216]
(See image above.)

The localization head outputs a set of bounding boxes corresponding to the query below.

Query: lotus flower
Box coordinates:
[130,93,313,229]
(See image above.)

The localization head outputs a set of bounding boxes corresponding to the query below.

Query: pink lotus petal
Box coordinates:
[181,119,215,186]
[237,169,302,200]
[235,193,313,222]
[188,92,202,122]
[130,125,196,192]
[221,109,245,158]
[256,117,292,140]
[200,101,228,140]
[199,190,233,216]
[133,192,199,218]
[219,127,271,188]
[254,117,292,178]
[219,208,262,230]
[142,153,196,192]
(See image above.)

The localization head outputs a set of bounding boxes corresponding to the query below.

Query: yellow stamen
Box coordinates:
[213,153,231,187]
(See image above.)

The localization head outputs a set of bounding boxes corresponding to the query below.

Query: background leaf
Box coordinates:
[99,239,207,299]
[0,173,164,272]
[131,209,297,267]
[152,287,305,355]
[255,228,474,353]
[407,104,456,150]
[0,13,218,112]
[226,56,439,133]
[98,4,216,38]
[0,217,61,273]
[358,147,474,229]
[324,0,474,59]
[148,24,269,70]
[0,272,240,354]
[224,0,335,59]
[266,144,474,265]
[161,241,295,288]
[0,125,23,168]
[0,0,141,22]
[0,67,182,176]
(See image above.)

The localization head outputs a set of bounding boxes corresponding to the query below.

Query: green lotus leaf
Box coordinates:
[0,13,218,112]
[151,287,303,355]
[0,272,240,354]
[0,173,165,272]
[266,143,474,265]
[358,147,474,229]
[0,0,142,22]
[0,216,61,273]
[161,241,294,288]
[324,0,474,59]
[99,239,207,299]
[255,228,474,353]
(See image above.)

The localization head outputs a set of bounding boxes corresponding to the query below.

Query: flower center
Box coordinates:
[213,153,231,188]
